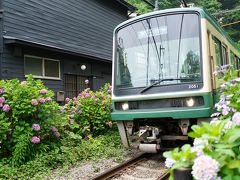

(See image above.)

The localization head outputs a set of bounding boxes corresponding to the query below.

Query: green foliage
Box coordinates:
[0,75,63,165]
[164,67,240,179]
[0,130,124,179]
[63,84,112,137]
[127,0,152,14]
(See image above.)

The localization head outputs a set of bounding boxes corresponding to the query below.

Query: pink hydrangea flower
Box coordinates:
[0,103,3,107]
[0,97,5,104]
[59,106,64,113]
[65,97,70,102]
[51,126,58,132]
[85,93,90,98]
[31,136,40,144]
[76,102,82,106]
[54,131,61,138]
[40,89,48,94]
[45,97,52,102]
[38,98,45,103]
[2,104,10,112]
[32,123,41,131]
[78,110,82,114]
[31,99,38,106]
[0,88,5,94]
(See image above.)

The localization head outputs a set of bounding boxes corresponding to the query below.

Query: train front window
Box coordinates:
[115,13,201,89]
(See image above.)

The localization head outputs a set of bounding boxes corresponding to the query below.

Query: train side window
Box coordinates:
[212,37,223,66]
[237,56,240,69]
[222,45,228,65]
[230,51,237,69]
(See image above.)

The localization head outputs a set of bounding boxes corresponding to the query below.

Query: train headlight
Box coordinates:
[121,102,129,110]
[186,98,194,107]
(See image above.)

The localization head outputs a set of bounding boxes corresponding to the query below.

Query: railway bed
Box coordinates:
[92,153,169,180]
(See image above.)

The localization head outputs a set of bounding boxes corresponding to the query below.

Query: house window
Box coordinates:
[24,55,60,79]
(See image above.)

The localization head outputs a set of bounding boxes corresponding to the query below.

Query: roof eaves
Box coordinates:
[3,36,112,63]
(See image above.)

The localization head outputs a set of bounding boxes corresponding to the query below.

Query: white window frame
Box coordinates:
[24,55,61,80]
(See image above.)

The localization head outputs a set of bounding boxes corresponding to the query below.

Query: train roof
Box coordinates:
[115,7,239,54]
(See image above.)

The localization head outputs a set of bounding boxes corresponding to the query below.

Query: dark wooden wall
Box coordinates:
[0,0,128,94]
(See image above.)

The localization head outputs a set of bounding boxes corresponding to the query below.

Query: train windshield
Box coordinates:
[115,13,201,89]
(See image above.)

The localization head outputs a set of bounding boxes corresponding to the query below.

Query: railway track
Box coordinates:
[92,153,169,180]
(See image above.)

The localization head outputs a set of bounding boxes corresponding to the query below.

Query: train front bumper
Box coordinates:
[111,106,214,120]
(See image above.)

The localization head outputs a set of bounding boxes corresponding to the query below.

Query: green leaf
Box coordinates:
[227,160,240,169]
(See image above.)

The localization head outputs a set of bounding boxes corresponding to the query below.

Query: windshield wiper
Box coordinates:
[140,78,193,94]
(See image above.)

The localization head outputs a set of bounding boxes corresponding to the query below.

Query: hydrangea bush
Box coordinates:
[62,83,112,137]
[0,75,63,165]
[163,67,240,180]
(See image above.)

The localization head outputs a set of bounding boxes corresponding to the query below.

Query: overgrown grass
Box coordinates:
[0,129,125,180]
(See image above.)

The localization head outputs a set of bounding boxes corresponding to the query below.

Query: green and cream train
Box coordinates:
[111,7,240,152]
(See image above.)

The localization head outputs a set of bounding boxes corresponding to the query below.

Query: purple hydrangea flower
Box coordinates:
[2,104,10,112]
[31,136,41,144]
[38,98,45,103]
[65,97,70,102]
[211,112,221,118]
[0,97,5,104]
[224,121,233,131]
[192,155,220,180]
[39,89,48,94]
[232,112,240,126]
[222,107,230,116]
[31,99,38,106]
[210,118,221,125]
[45,97,52,102]
[32,123,41,131]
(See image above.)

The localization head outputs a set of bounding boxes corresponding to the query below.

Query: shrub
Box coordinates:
[0,75,63,165]
[163,67,240,180]
[63,84,112,137]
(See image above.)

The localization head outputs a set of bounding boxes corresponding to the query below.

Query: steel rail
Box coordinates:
[91,152,169,180]
[91,153,148,180]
